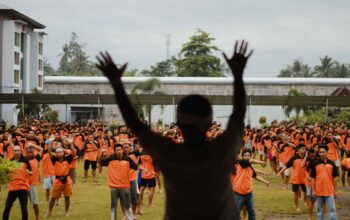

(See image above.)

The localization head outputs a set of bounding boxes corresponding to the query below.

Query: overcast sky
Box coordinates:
[3,0,350,77]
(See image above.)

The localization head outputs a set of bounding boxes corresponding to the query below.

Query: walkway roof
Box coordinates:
[0,93,349,106]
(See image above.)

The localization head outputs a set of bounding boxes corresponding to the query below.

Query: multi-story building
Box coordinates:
[0,4,46,124]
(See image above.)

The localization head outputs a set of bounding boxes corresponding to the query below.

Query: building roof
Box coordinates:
[0,4,45,29]
[44,76,350,86]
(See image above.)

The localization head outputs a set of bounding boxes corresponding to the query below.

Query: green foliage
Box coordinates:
[44,110,59,123]
[278,59,313,77]
[175,29,224,77]
[283,89,309,122]
[131,78,164,125]
[301,109,327,125]
[109,120,119,132]
[141,59,176,77]
[278,55,350,78]
[259,116,267,125]
[333,110,350,125]
[47,32,102,76]
[16,88,55,122]
[0,158,20,185]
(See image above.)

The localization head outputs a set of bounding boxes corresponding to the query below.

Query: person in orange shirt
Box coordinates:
[45,144,75,217]
[2,145,32,220]
[122,141,140,216]
[277,144,307,212]
[341,157,350,187]
[310,144,338,220]
[99,143,138,220]
[233,149,270,220]
[83,134,99,182]
[26,145,43,220]
[138,150,157,214]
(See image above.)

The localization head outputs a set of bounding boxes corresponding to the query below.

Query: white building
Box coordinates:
[0,4,46,124]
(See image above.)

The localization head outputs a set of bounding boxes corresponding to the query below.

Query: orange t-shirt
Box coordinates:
[51,155,73,186]
[341,158,350,169]
[84,141,99,161]
[129,154,138,181]
[327,142,339,162]
[8,156,31,191]
[28,155,42,186]
[286,155,306,184]
[73,135,85,150]
[233,160,256,195]
[139,154,155,179]
[310,159,338,196]
[101,155,138,188]
[42,152,55,178]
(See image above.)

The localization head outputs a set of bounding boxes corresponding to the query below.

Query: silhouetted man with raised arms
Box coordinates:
[97,40,253,220]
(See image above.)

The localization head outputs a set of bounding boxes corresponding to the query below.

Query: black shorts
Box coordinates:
[84,160,97,170]
[140,178,156,188]
[292,184,306,193]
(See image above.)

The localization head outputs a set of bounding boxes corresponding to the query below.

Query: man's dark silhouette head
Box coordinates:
[176,95,212,147]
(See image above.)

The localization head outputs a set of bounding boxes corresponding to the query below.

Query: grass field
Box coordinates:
[0,162,348,219]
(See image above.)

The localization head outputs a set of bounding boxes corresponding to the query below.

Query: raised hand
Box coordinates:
[223,40,253,78]
[96,52,128,84]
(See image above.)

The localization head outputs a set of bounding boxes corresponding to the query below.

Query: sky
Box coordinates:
[3,0,350,77]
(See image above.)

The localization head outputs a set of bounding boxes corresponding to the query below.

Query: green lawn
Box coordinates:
[0,163,346,219]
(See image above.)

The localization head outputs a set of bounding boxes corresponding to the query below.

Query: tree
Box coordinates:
[258,116,267,127]
[278,59,313,77]
[333,63,350,78]
[57,32,102,76]
[175,29,224,77]
[16,88,55,122]
[131,78,164,126]
[43,58,56,76]
[333,110,350,125]
[314,55,336,78]
[141,59,176,77]
[283,89,309,122]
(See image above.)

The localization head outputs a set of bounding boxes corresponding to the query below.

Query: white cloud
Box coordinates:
[3,0,350,77]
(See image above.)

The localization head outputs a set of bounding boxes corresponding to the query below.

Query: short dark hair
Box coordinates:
[241,149,252,157]
[115,144,122,150]
[177,95,212,118]
[319,144,329,152]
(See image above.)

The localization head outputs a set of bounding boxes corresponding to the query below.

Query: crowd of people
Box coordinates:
[1,40,349,220]
[1,118,349,220]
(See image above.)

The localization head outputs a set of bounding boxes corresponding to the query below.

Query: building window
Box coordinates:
[39,42,43,55]
[14,89,20,94]
[38,75,43,87]
[14,52,20,65]
[38,59,43,71]
[14,32,20,46]
[14,70,20,84]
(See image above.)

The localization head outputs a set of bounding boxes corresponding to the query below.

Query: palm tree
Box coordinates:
[284,88,309,122]
[333,63,350,78]
[278,59,313,77]
[314,55,336,78]
[58,44,71,73]
[131,78,164,126]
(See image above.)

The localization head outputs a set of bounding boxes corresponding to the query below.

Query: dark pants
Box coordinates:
[3,190,28,220]
[235,192,256,220]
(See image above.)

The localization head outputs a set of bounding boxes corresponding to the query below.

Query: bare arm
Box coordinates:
[255,175,270,187]
[96,53,145,136]
[223,40,253,120]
